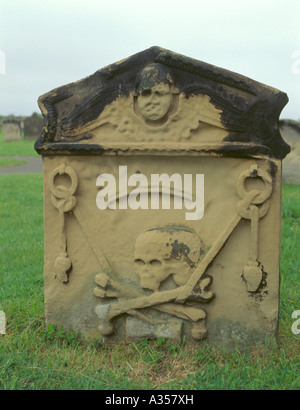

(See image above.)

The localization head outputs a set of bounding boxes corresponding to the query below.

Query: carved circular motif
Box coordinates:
[49,164,78,199]
[236,166,273,219]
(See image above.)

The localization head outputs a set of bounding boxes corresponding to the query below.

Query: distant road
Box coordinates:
[0,156,43,175]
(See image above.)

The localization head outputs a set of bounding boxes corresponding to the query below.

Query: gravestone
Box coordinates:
[3,119,21,141]
[280,120,300,185]
[35,47,290,348]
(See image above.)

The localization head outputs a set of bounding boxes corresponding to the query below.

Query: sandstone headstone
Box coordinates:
[280,120,300,185]
[35,47,290,348]
[3,119,21,141]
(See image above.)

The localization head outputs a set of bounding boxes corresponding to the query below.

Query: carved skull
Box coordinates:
[134,227,203,292]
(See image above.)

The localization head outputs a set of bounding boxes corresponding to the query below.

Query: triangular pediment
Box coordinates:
[35,46,289,159]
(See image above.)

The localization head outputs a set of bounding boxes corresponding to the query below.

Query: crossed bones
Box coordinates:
[94,272,214,341]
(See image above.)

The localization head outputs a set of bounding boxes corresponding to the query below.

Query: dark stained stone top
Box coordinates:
[35,46,290,159]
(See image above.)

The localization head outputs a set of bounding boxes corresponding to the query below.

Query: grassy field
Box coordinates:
[0,127,39,157]
[0,138,299,390]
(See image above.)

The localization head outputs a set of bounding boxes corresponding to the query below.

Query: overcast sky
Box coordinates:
[0,0,299,120]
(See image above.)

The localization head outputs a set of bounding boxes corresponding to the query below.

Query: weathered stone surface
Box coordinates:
[280,120,300,185]
[126,317,183,343]
[36,47,289,348]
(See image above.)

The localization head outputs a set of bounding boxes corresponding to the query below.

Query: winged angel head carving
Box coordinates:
[36,46,290,159]
[59,62,221,142]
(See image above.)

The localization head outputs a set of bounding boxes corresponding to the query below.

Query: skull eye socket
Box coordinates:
[149,259,162,267]
[134,259,145,266]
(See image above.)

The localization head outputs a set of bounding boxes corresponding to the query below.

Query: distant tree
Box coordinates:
[24,112,44,139]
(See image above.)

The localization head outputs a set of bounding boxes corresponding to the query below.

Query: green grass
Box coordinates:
[0,175,299,390]
[0,129,39,157]
[0,140,39,157]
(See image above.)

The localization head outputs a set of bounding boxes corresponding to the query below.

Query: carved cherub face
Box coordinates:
[134,228,202,292]
[134,63,176,123]
[137,83,172,122]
